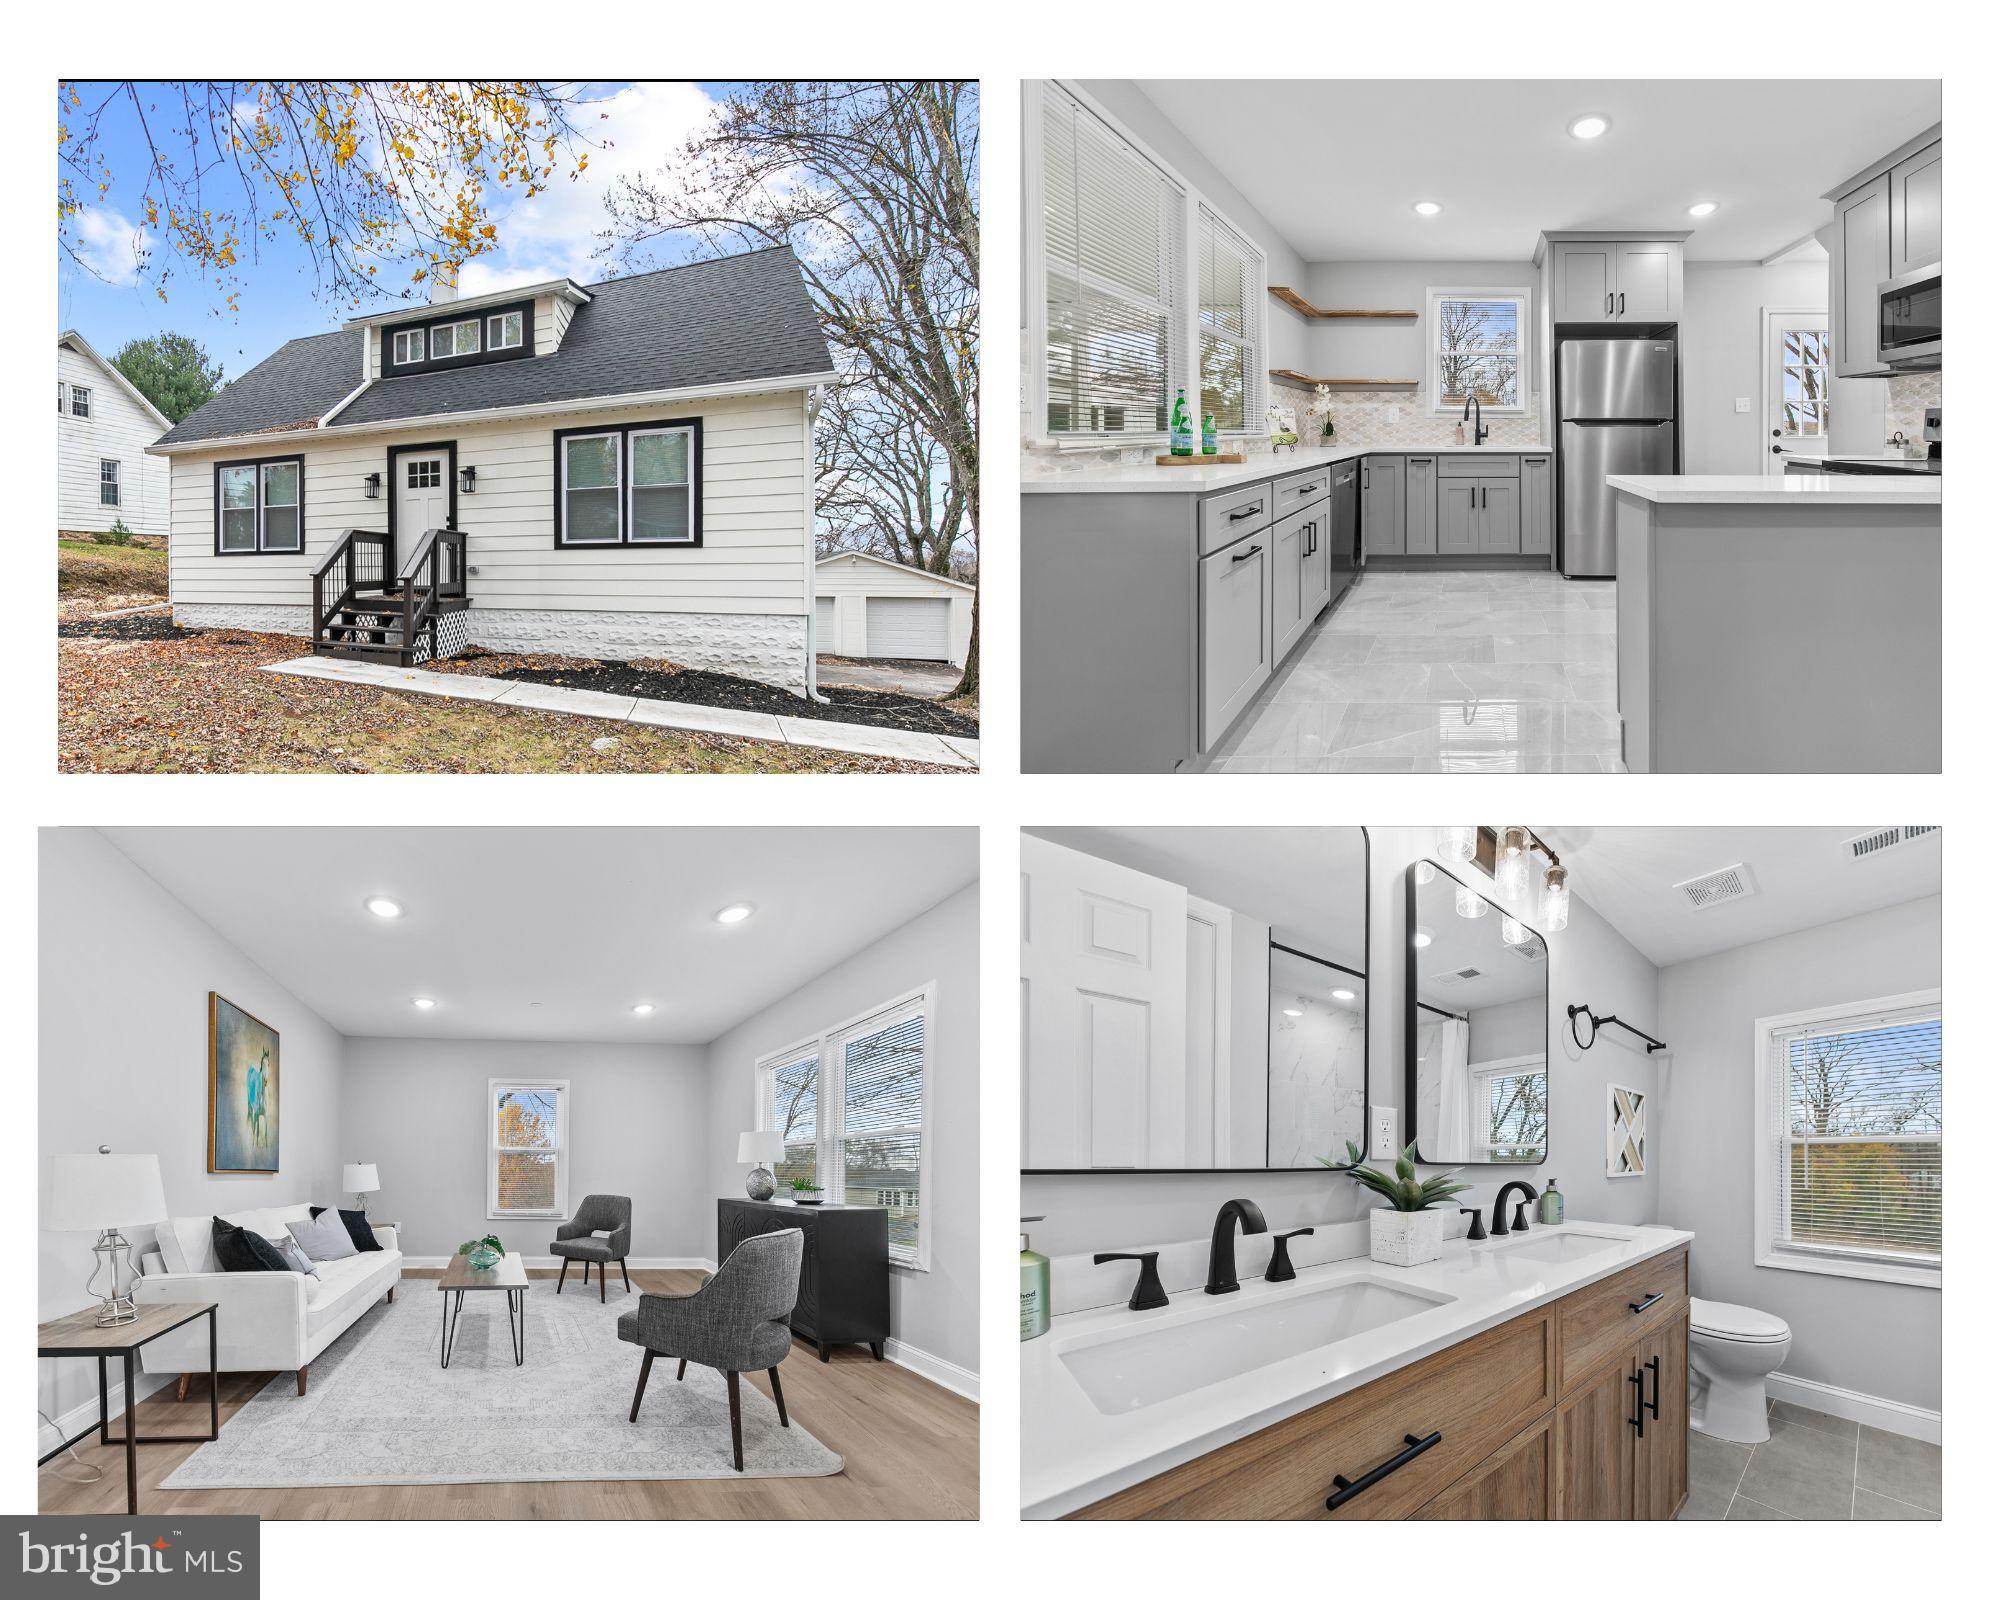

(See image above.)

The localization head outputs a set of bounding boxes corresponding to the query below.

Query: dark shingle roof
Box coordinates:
[156,330,363,446]
[156,247,832,447]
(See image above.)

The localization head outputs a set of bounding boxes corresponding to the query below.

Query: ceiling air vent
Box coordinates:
[1674,862,1758,912]
[1843,826,1939,860]
[1432,966,1484,987]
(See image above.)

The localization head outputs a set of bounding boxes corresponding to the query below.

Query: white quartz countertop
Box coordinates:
[1020,1221,1692,1520]
[1021,443,1548,495]
[1608,473,1941,506]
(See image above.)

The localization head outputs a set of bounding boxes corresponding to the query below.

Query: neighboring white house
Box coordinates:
[149,248,837,694]
[58,330,171,539]
[815,551,974,667]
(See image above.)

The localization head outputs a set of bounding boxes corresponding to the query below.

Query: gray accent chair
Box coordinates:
[618,1228,803,1471]
[550,1194,633,1303]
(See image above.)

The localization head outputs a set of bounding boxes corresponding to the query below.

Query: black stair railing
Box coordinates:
[312,530,392,650]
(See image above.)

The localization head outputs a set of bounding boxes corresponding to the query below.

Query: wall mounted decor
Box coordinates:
[208,992,280,1174]
[1607,1083,1647,1178]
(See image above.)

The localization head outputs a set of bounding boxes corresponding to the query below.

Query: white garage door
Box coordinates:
[815,596,835,648]
[867,596,951,661]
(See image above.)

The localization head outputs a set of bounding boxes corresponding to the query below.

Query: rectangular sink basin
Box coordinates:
[1485,1230,1627,1266]
[1059,1278,1451,1415]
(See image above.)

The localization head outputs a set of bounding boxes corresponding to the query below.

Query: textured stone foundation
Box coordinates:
[467,609,809,694]
[175,603,312,635]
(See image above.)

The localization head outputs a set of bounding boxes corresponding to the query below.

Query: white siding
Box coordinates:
[166,390,811,618]
[57,342,170,538]
[813,553,974,666]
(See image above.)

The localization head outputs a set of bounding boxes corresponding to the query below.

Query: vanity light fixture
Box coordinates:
[412,996,436,1010]
[1495,826,1532,902]
[1568,113,1612,140]
[1413,861,1437,885]
[365,896,404,919]
[1454,885,1489,920]
[631,1003,657,1016]
[713,903,754,925]
[1412,201,1442,217]
[1454,826,1572,936]
[1541,863,1571,933]
[1686,201,1719,217]
[1436,827,1477,864]
[1413,925,1435,948]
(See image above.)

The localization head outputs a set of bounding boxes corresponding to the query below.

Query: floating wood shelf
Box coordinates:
[1268,288,1419,320]
[1270,368,1420,389]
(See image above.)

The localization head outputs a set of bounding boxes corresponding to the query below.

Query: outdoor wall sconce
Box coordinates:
[362,472,382,500]
[459,465,477,494]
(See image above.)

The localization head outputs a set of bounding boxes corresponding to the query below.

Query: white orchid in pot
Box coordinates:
[1324,1140,1471,1267]
[1307,384,1339,446]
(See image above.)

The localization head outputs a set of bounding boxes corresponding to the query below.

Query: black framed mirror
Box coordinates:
[1020,825,1369,1173]
[1404,860,1549,1167]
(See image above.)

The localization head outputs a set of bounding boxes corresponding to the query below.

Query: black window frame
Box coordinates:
[552,417,704,550]
[70,384,91,419]
[375,298,536,378]
[212,454,307,557]
[98,458,121,507]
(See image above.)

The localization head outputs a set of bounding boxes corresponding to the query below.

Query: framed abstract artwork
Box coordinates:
[1607,1082,1647,1178]
[209,992,280,1174]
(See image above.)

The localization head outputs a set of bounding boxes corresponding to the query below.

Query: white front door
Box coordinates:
[1764,311,1831,474]
[394,450,451,571]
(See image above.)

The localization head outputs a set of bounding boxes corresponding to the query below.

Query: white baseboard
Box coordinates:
[398,1256,710,1271]
[883,1338,979,1402]
[39,1368,174,1456]
[1768,1371,1941,1443]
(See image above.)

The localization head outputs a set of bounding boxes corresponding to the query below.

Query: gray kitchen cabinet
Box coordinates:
[1404,456,1439,554]
[1890,141,1942,275]
[1546,238,1683,324]
[1361,455,1405,555]
[1612,242,1678,321]
[1200,528,1273,749]
[1478,479,1522,553]
[1437,478,1480,555]
[1272,505,1312,663]
[1521,455,1553,556]
[1303,499,1334,620]
[1551,244,1615,323]
[1833,175,1892,378]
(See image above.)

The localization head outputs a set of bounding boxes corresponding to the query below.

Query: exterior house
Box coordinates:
[814,551,974,667]
[149,248,836,692]
[58,331,171,539]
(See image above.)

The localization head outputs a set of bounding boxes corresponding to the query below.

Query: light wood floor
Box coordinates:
[37,1269,978,1520]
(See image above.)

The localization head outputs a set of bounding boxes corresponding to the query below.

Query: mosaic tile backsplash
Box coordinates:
[1885,369,1941,442]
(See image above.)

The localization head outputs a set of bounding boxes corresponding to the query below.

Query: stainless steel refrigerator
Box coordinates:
[1557,337,1678,577]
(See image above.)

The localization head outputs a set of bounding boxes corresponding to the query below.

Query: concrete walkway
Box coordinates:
[263,657,979,769]
[814,655,962,699]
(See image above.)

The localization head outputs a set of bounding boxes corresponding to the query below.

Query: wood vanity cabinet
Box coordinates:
[1073,1244,1689,1522]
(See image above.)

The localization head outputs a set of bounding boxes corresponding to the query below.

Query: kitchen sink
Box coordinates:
[1481,1229,1627,1266]
[1058,1278,1452,1415]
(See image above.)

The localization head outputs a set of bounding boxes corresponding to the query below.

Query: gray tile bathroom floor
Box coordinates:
[1209,570,1624,774]
[1678,1399,1942,1520]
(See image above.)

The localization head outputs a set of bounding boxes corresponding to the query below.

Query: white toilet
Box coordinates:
[1688,1297,1792,1443]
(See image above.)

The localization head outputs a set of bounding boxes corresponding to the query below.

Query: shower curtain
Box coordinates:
[1435,1017,1473,1162]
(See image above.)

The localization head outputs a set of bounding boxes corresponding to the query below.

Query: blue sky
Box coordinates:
[57,81,733,376]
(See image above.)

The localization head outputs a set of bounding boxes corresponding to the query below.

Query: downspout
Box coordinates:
[803,383,829,702]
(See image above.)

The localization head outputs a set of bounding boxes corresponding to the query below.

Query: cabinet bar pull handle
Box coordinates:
[1644,1355,1662,1421]
[1231,544,1262,564]
[1629,1291,1664,1315]
[1324,1430,1442,1511]
[1628,1371,1646,1437]
[1607,292,1614,316]
[1228,502,1264,522]
[1619,292,1626,315]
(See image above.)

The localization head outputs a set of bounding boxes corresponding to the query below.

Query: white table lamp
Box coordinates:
[342,1162,381,1210]
[47,1150,168,1326]
[738,1131,784,1201]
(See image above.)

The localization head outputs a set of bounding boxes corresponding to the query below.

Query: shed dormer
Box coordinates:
[347,276,594,381]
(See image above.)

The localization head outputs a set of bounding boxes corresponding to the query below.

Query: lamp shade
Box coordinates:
[47,1154,168,1232]
[342,1163,380,1195]
[737,1131,784,1165]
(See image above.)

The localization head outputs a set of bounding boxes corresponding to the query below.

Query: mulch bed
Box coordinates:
[58,612,190,642]
[433,650,980,738]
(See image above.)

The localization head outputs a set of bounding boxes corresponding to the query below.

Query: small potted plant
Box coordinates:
[457,1233,504,1271]
[1307,384,1338,447]
[787,1176,826,1207]
[1329,1141,1469,1267]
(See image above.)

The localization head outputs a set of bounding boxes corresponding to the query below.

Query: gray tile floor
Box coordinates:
[1678,1399,1942,1520]
[1210,570,1624,774]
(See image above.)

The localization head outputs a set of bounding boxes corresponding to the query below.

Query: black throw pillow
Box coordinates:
[310,1205,383,1252]
[212,1217,291,1273]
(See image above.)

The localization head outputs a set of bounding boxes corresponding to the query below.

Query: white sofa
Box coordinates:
[136,1203,402,1395]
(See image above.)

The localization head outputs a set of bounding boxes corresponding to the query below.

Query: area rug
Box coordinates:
[160,1277,843,1487]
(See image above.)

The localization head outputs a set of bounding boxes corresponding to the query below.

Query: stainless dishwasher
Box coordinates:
[1329,460,1360,601]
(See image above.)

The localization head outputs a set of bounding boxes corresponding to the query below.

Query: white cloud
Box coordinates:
[70,206,156,287]
[456,81,721,298]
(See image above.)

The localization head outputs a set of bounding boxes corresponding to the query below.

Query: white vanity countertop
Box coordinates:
[1607,474,1942,506]
[1020,1221,1693,1520]
[1021,443,1549,496]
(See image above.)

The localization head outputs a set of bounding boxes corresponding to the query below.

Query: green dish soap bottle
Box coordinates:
[1169,388,1193,456]
[1538,1179,1565,1226]
[1201,412,1218,455]
[1020,1217,1051,1341]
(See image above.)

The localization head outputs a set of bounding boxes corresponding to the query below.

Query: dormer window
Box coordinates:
[431,319,481,360]
[391,328,426,366]
[374,297,534,377]
[488,311,523,351]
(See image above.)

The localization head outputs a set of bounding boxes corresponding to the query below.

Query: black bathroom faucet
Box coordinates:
[1492,1180,1538,1236]
[1206,1198,1268,1295]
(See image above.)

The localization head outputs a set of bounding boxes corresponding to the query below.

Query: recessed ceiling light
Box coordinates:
[365,897,403,919]
[713,903,754,925]
[631,1003,656,1016]
[412,997,436,1010]
[1568,113,1611,140]
[1413,925,1435,949]
[1283,1007,1304,1018]
[1332,988,1357,1002]
[1412,200,1442,217]
[1686,200,1719,217]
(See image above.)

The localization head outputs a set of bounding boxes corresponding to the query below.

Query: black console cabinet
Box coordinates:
[717,1198,891,1362]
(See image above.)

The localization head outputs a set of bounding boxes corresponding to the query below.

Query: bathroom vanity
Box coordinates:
[1021,1224,1692,1520]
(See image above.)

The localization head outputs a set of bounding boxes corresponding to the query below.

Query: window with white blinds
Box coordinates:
[1756,993,1941,1287]
[1198,206,1262,433]
[1040,86,1185,438]
[754,985,933,1270]
[1474,1057,1548,1164]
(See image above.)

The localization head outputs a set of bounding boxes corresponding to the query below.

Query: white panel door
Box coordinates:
[1021,835,1188,1169]
[394,450,451,573]
[866,596,951,660]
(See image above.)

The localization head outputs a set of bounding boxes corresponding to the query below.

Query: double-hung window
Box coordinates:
[755,984,934,1270]
[391,327,425,366]
[1197,206,1262,433]
[1428,289,1530,414]
[431,318,480,360]
[628,426,695,542]
[488,1078,568,1220]
[215,456,304,554]
[1755,991,1941,1287]
[57,382,66,415]
[98,459,121,507]
[488,310,523,351]
[70,385,92,418]
[556,420,702,548]
[1473,1054,1547,1164]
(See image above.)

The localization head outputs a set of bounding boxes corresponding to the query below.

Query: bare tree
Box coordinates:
[815,377,969,576]
[607,81,979,696]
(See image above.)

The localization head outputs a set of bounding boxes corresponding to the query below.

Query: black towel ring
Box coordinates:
[1567,1004,1666,1054]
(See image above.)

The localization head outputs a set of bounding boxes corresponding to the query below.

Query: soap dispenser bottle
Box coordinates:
[1020,1217,1051,1341]
[1538,1179,1565,1226]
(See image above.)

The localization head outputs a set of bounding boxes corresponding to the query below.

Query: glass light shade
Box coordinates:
[1455,885,1489,919]
[1501,916,1530,947]
[1436,827,1477,863]
[1413,861,1437,885]
[1495,852,1531,902]
[1542,865,1571,933]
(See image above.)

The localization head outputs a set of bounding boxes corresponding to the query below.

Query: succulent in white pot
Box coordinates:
[1327,1140,1471,1268]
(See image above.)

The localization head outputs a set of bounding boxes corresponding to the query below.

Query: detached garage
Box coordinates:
[814,552,974,667]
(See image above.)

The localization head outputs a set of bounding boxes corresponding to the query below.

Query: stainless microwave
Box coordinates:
[1878,264,1941,368]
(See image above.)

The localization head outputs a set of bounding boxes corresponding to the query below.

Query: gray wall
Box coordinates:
[339,1038,711,1262]
[706,884,980,1382]
[37,829,347,1432]
[1657,895,1942,1412]
[1679,260,1830,474]
[1304,260,1541,404]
